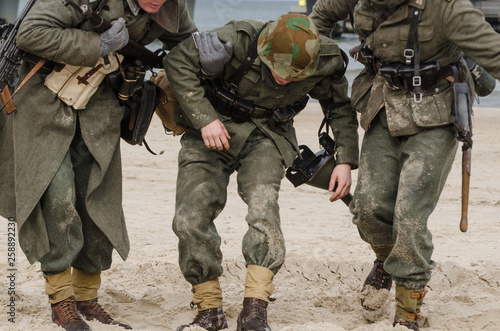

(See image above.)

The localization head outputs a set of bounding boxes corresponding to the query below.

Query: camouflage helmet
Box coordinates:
[257,13,320,82]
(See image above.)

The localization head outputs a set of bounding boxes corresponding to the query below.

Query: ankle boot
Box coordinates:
[76,298,132,329]
[393,284,428,330]
[360,259,392,310]
[237,298,271,331]
[176,307,228,331]
[51,296,91,331]
[363,259,392,291]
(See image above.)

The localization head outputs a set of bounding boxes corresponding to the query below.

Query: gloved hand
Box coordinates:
[194,31,233,76]
[99,18,129,57]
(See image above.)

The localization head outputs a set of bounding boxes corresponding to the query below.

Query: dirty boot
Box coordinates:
[76,298,132,329]
[393,284,428,330]
[360,259,393,322]
[237,297,271,331]
[176,307,228,331]
[51,296,91,331]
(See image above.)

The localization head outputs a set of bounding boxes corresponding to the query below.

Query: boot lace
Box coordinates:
[85,298,113,323]
[367,259,392,290]
[59,298,80,321]
[249,299,268,322]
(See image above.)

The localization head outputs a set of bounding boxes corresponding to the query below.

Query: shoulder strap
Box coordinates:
[223,22,270,94]
[406,6,423,102]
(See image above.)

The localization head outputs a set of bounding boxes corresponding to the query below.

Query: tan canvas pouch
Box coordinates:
[44,53,124,109]
[149,69,186,136]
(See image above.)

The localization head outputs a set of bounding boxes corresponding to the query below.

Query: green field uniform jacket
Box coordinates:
[165,19,359,168]
[310,0,500,135]
[0,0,196,263]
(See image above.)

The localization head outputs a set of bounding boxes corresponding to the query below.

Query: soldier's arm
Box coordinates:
[309,0,351,38]
[163,35,220,130]
[442,0,500,80]
[16,0,101,67]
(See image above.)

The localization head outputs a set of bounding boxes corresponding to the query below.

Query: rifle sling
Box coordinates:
[222,22,269,94]
[0,58,46,114]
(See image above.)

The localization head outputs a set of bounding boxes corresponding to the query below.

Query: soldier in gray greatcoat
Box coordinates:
[310,0,500,329]
[0,0,196,330]
[165,13,359,331]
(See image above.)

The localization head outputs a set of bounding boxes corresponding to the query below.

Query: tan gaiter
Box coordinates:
[244,265,275,302]
[44,268,73,304]
[192,278,223,310]
[72,269,101,301]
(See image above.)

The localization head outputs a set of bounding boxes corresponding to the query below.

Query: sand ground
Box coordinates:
[1,104,499,330]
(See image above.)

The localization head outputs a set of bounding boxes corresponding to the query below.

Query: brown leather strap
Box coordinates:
[1,58,47,114]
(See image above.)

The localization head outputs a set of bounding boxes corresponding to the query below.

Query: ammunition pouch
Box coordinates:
[205,78,308,134]
[205,80,258,123]
[267,95,309,134]
[44,53,124,110]
[379,61,444,90]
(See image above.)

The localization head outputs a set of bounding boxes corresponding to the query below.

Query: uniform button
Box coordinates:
[434,87,440,93]
[382,43,388,48]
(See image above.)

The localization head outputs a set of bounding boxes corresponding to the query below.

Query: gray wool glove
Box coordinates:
[194,31,233,76]
[99,18,129,57]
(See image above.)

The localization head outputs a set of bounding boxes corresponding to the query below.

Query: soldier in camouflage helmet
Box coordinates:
[257,14,321,82]
[164,13,359,331]
[310,0,500,329]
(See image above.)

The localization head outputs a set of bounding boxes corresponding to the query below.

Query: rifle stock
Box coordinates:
[0,0,38,113]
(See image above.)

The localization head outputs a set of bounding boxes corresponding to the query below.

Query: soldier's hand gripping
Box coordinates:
[194,31,233,76]
[200,119,231,150]
[99,18,129,57]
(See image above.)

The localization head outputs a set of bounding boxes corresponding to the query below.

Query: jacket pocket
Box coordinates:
[411,84,453,127]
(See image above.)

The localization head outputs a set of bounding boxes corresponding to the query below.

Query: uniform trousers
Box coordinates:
[351,110,458,289]
[173,128,286,286]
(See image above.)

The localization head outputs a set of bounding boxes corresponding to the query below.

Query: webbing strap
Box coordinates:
[223,22,269,94]
[406,7,422,102]
[0,58,47,114]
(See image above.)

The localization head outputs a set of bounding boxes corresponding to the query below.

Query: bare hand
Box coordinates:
[200,119,231,150]
[328,164,352,202]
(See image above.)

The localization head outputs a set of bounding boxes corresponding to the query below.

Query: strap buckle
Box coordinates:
[404,49,414,65]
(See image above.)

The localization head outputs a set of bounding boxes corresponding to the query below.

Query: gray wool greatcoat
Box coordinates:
[0,0,196,264]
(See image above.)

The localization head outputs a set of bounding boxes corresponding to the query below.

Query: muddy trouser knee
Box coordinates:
[351,110,458,289]
[173,129,285,288]
[236,132,285,276]
[173,129,233,286]
[38,128,113,275]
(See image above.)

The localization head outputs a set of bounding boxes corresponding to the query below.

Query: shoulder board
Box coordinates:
[408,0,425,8]
[235,20,265,41]
[319,36,341,56]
